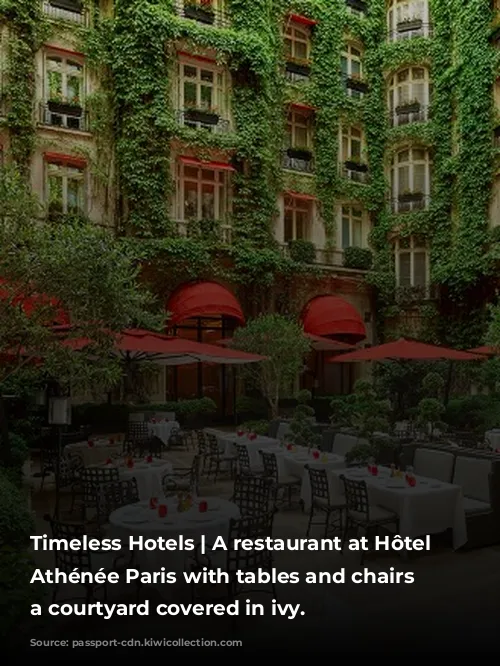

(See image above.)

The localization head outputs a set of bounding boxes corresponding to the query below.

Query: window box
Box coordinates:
[395,101,421,115]
[397,18,423,32]
[287,147,313,161]
[285,61,311,77]
[183,4,215,24]
[344,159,368,173]
[49,0,83,11]
[398,191,424,203]
[184,108,219,125]
[346,0,367,12]
[48,100,83,117]
[346,76,368,93]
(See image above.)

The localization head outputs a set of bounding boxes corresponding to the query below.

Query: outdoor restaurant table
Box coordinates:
[276,422,291,440]
[65,438,122,466]
[330,466,467,550]
[147,420,180,446]
[485,429,500,449]
[93,458,172,500]
[259,444,346,510]
[108,497,240,597]
[205,428,278,465]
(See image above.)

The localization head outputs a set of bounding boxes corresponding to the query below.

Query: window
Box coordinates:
[176,162,231,224]
[341,125,363,162]
[177,0,227,26]
[388,67,430,125]
[341,206,364,249]
[341,43,365,98]
[286,109,313,149]
[387,0,430,41]
[283,195,312,242]
[390,146,432,212]
[43,0,85,24]
[46,161,85,216]
[46,54,83,107]
[395,235,428,288]
[284,22,311,63]
[176,56,229,130]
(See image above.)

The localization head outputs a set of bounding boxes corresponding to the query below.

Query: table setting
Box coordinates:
[147,419,180,446]
[92,455,172,500]
[331,463,467,549]
[65,437,123,466]
[205,428,278,465]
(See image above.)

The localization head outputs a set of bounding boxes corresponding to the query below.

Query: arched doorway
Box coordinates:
[301,294,366,395]
[166,281,245,417]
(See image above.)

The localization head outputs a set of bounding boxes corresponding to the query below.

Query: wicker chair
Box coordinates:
[305,465,345,537]
[260,450,301,508]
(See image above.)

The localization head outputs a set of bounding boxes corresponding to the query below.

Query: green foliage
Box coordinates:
[231,314,310,418]
[343,246,373,270]
[288,239,316,264]
[331,379,392,438]
[421,371,445,398]
[287,388,321,449]
[417,396,446,435]
[241,419,270,435]
[444,394,500,431]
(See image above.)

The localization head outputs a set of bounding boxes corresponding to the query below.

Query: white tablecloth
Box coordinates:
[331,467,467,549]
[485,430,500,449]
[258,445,346,509]
[205,428,278,465]
[95,459,172,500]
[109,497,240,596]
[276,422,291,440]
[65,439,122,466]
[147,421,180,445]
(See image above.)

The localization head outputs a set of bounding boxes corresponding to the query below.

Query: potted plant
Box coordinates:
[48,95,83,117]
[287,146,313,161]
[395,98,421,115]
[346,73,368,93]
[397,15,423,32]
[183,0,215,24]
[398,189,424,203]
[184,104,219,125]
[285,56,311,78]
[344,156,368,172]
[287,390,322,451]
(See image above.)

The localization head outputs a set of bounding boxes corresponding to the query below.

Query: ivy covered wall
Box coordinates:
[0,0,498,343]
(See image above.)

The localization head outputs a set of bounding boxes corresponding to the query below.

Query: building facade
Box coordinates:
[0,0,498,412]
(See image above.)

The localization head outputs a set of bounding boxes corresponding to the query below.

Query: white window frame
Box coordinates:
[45,161,86,216]
[387,0,430,41]
[340,125,364,162]
[175,161,231,233]
[284,21,311,63]
[341,43,364,98]
[286,108,313,149]
[390,146,432,211]
[283,195,313,243]
[176,55,228,117]
[44,51,85,106]
[340,205,365,249]
[388,66,430,125]
[394,235,429,288]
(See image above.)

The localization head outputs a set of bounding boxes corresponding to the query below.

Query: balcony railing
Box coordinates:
[391,103,429,127]
[280,244,366,270]
[42,0,87,24]
[176,109,230,134]
[343,74,369,97]
[285,60,311,83]
[282,150,314,173]
[39,102,90,132]
[341,161,370,183]
[176,219,232,244]
[388,22,432,41]
[391,193,430,213]
[175,1,230,27]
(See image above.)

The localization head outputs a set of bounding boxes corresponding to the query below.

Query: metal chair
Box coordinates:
[231,474,275,516]
[260,450,301,508]
[305,465,344,537]
[235,442,264,476]
[206,432,237,482]
[162,455,201,496]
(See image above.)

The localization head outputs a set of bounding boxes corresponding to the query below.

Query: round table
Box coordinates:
[65,439,122,466]
[147,421,180,446]
[94,459,172,500]
[109,497,240,596]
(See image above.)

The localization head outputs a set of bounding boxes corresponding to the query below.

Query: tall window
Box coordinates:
[341,206,364,248]
[388,66,430,125]
[284,195,312,242]
[395,235,428,288]
[46,53,83,107]
[390,146,432,212]
[341,43,364,98]
[177,57,227,114]
[46,161,85,216]
[341,125,363,161]
[284,22,311,63]
[286,109,313,149]
[176,162,230,223]
[387,0,430,40]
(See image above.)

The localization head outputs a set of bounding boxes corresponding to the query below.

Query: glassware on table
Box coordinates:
[149,497,158,509]
[199,500,208,513]
[405,465,415,486]
[390,463,396,478]
[312,450,320,460]
[367,457,375,475]
[158,504,167,517]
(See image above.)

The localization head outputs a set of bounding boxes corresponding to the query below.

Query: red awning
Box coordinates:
[332,338,483,362]
[167,282,245,327]
[179,156,235,172]
[0,278,69,325]
[285,190,316,201]
[289,13,317,26]
[301,295,366,343]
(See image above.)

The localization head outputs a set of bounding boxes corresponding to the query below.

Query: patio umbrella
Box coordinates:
[330,338,483,362]
[216,333,354,353]
[468,346,498,356]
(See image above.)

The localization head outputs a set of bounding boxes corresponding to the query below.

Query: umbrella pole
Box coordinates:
[444,360,453,406]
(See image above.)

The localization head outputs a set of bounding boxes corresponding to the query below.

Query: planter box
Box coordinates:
[397,18,423,32]
[48,100,82,117]
[399,192,424,203]
[346,77,368,93]
[346,0,367,11]
[395,102,421,115]
[183,5,215,24]
[344,160,368,173]
[50,0,83,11]
[184,108,219,125]
[285,61,311,77]
[287,147,312,161]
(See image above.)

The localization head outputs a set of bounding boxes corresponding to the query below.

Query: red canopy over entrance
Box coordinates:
[301,295,366,343]
[331,338,483,362]
[167,281,245,327]
[0,278,69,325]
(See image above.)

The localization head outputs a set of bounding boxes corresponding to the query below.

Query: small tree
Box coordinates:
[417,372,446,438]
[231,314,310,419]
[287,389,321,450]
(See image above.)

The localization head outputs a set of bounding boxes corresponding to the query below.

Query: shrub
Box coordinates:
[241,420,270,435]
[343,246,373,270]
